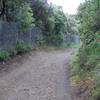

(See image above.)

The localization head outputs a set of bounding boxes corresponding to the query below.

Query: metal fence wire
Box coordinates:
[0,21,41,51]
[0,21,80,51]
[64,33,80,44]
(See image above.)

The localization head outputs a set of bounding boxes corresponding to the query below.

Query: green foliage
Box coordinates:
[71,0,100,99]
[31,1,78,45]
[8,48,18,56]
[92,70,100,100]
[36,34,45,46]
[67,15,79,34]
[0,51,9,61]
[70,52,84,76]
[0,0,35,31]
[43,4,68,45]
[0,0,79,62]
[45,33,64,46]
[0,40,32,61]
[0,0,27,21]
[15,40,32,54]
[15,4,35,31]
[0,0,78,47]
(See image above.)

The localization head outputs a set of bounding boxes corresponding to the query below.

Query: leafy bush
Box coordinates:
[15,40,32,54]
[70,54,80,75]
[0,41,33,61]
[92,70,100,100]
[45,33,64,46]
[0,51,10,61]
[36,34,45,46]
[16,3,35,32]
[92,87,100,100]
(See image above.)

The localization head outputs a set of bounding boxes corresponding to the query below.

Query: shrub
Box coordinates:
[45,33,64,46]
[92,87,100,100]
[0,51,10,61]
[16,4,35,32]
[0,41,33,61]
[15,40,32,54]
[90,63,100,100]
[92,71,100,100]
[70,55,80,75]
[8,48,17,57]
[71,44,100,100]
[36,34,45,46]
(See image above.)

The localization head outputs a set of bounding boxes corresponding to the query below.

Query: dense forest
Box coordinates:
[71,0,100,100]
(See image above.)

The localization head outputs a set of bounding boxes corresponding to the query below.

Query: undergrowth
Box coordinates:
[0,42,78,61]
[0,40,32,61]
[70,42,100,100]
[0,51,10,61]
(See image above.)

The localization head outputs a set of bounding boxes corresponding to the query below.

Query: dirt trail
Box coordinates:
[0,49,75,100]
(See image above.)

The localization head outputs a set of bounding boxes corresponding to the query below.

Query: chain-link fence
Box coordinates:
[0,21,80,51]
[64,33,80,44]
[0,21,41,51]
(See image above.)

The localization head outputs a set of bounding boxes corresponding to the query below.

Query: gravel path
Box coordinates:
[0,49,75,100]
